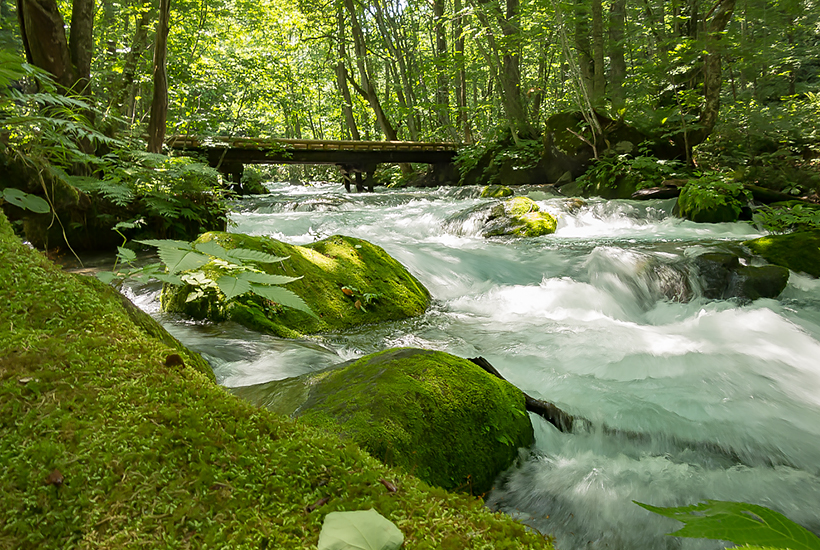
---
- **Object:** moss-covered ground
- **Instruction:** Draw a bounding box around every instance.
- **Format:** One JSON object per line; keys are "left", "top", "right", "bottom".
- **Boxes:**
{"left": 162, "top": 232, "right": 431, "bottom": 338}
{"left": 744, "top": 230, "right": 820, "bottom": 278}
{"left": 0, "top": 211, "right": 553, "bottom": 549}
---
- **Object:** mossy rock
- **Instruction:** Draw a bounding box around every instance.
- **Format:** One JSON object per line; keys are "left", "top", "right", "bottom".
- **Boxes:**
{"left": 162, "top": 232, "right": 431, "bottom": 337}
{"left": 675, "top": 195, "right": 741, "bottom": 223}
{"left": 744, "top": 231, "right": 820, "bottom": 278}
{"left": 726, "top": 265, "right": 790, "bottom": 300}
{"left": 292, "top": 348, "right": 534, "bottom": 495}
{"left": 483, "top": 196, "right": 557, "bottom": 237}
{"left": 481, "top": 185, "right": 514, "bottom": 198}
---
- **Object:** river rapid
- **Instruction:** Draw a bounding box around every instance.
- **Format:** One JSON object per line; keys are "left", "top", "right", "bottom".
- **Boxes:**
{"left": 127, "top": 182, "right": 820, "bottom": 549}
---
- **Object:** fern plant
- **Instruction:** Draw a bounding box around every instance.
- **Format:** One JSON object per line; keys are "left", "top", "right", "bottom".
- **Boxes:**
{"left": 99, "top": 238, "right": 314, "bottom": 316}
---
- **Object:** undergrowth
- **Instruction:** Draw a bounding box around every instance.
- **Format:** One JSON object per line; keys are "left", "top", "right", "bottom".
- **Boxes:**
{"left": 0, "top": 211, "right": 553, "bottom": 550}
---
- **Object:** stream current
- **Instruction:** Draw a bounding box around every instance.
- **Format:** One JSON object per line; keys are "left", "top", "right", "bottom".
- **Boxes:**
{"left": 127, "top": 182, "right": 820, "bottom": 549}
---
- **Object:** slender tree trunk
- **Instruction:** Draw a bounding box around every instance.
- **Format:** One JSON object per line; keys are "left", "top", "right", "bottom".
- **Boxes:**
{"left": 453, "top": 0, "right": 472, "bottom": 143}
{"left": 433, "top": 0, "right": 450, "bottom": 130}
{"left": 686, "top": 0, "right": 736, "bottom": 148}
{"left": 574, "top": 0, "right": 594, "bottom": 103}
{"left": 335, "top": 7, "right": 360, "bottom": 140}
{"left": 609, "top": 0, "right": 626, "bottom": 111}
{"left": 69, "top": 0, "right": 94, "bottom": 94}
{"left": 343, "top": 0, "right": 398, "bottom": 141}
{"left": 147, "top": 0, "right": 171, "bottom": 153}
{"left": 591, "top": 0, "right": 605, "bottom": 104}
{"left": 113, "top": 4, "right": 153, "bottom": 117}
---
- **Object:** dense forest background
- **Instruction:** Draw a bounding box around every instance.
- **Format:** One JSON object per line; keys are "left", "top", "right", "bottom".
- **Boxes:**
{"left": 1, "top": 0, "right": 820, "bottom": 248}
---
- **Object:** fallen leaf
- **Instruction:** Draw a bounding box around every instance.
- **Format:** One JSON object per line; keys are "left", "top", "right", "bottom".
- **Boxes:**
{"left": 45, "top": 469, "right": 64, "bottom": 487}
{"left": 341, "top": 287, "right": 354, "bottom": 296}
{"left": 306, "top": 496, "right": 331, "bottom": 513}
{"left": 354, "top": 300, "right": 362, "bottom": 310}
{"left": 379, "top": 478, "right": 398, "bottom": 493}
{"left": 164, "top": 354, "right": 185, "bottom": 368}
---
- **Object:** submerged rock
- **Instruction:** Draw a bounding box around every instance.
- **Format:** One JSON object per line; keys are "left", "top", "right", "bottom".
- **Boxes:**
{"left": 693, "top": 252, "right": 789, "bottom": 300}
{"left": 744, "top": 231, "right": 820, "bottom": 278}
{"left": 162, "top": 232, "right": 430, "bottom": 337}
{"left": 445, "top": 196, "right": 557, "bottom": 238}
{"left": 480, "top": 185, "right": 514, "bottom": 198}
{"left": 234, "top": 348, "right": 534, "bottom": 495}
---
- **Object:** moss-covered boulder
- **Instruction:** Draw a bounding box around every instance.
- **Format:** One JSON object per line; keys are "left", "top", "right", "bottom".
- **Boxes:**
{"left": 692, "top": 251, "right": 790, "bottom": 300}
{"left": 162, "top": 232, "right": 431, "bottom": 337}
{"left": 744, "top": 231, "right": 820, "bottom": 278}
{"left": 285, "top": 348, "right": 534, "bottom": 495}
{"left": 481, "top": 185, "right": 514, "bottom": 198}
{"left": 483, "top": 197, "right": 557, "bottom": 237}
{"left": 444, "top": 197, "right": 557, "bottom": 238}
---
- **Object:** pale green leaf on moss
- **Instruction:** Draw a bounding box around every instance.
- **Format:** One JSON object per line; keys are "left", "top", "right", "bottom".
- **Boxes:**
{"left": 635, "top": 500, "right": 820, "bottom": 550}
{"left": 318, "top": 509, "right": 404, "bottom": 550}
{"left": 194, "top": 240, "right": 234, "bottom": 262}
{"left": 226, "top": 248, "right": 289, "bottom": 264}
{"left": 157, "top": 247, "right": 211, "bottom": 274}
{"left": 237, "top": 271, "right": 301, "bottom": 286}
{"left": 217, "top": 275, "right": 252, "bottom": 299}
{"left": 250, "top": 283, "right": 317, "bottom": 317}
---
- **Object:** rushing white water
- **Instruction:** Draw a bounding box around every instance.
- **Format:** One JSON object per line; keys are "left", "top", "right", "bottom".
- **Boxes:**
{"left": 137, "top": 181, "right": 820, "bottom": 549}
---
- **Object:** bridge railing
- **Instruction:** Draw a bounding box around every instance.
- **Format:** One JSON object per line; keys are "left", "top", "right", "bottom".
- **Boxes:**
{"left": 166, "top": 135, "right": 457, "bottom": 152}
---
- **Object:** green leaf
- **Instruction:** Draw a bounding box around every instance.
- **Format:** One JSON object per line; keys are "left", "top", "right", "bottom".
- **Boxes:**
{"left": 194, "top": 240, "right": 234, "bottom": 262}
{"left": 96, "top": 271, "right": 118, "bottom": 284}
{"left": 216, "top": 275, "right": 252, "bottom": 300}
{"left": 117, "top": 246, "right": 137, "bottom": 263}
{"left": 226, "top": 248, "right": 289, "bottom": 264}
{"left": 157, "top": 247, "right": 211, "bottom": 274}
{"left": 250, "top": 284, "right": 317, "bottom": 317}
{"left": 136, "top": 239, "right": 193, "bottom": 250}
{"left": 317, "top": 509, "right": 404, "bottom": 550}
{"left": 2, "top": 188, "right": 50, "bottom": 213}
{"left": 236, "top": 271, "right": 301, "bottom": 285}
{"left": 635, "top": 500, "right": 820, "bottom": 550}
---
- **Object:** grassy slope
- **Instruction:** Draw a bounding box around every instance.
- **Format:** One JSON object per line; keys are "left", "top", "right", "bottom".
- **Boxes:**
{"left": 0, "top": 212, "right": 553, "bottom": 549}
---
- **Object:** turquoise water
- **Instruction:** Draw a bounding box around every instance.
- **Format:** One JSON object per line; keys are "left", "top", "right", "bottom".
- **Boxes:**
{"left": 129, "top": 182, "right": 820, "bottom": 549}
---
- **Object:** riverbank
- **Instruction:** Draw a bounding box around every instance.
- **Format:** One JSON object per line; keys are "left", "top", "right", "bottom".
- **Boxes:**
{"left": 0, "top": 210, "right": 553, "bottom": 549}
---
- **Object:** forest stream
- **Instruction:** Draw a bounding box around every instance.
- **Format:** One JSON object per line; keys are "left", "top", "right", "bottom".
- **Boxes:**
{"left": 123, "top": 182, "right": 820, "bottom": 549}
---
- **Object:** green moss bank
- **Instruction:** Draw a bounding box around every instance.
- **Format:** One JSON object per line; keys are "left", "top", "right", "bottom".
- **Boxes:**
{"left": 288, "top": 348, "right": 534, "bottom": 495}
{"left": 0, "top": 211, "right": 553, "bottom": 548}
{"left": 744, "top": 231, "right": 820, "bottom": 278}
{"left": 162, "top": 232, "right": 431, "bottom": 338}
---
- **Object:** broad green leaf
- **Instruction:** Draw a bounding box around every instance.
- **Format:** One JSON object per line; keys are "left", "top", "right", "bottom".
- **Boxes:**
{"left": 157, "top": 247, "right": 211, "bottom": 274}
{"left": 226, "top": 248, "right": 289, "bottom": 264}
{"left": 194, "top": 240, "right": 234, "bottom": 261}
{"left": 216, "top": 275, "right": 252, "bottom": 299}
{"left": 136, "top": 239, "right": 194, "bottom": 250}
{"left": 181, "top": 271, "right": 215, "bottom": 287}
{"left": 317, "top": 509, "right": 404, "bottom": 550}
{"left": 21, "top": 194, "right": 51, "bottom": 213}
{"left": 117, "top": 246, "right": 137, "bottom": 263}
{"left": 237, "top": 271, "right": 301, "bottom": 285}
{"left": 250, "top": 284, "right": 317, "bottom": 317}
{"left": 96, "top": 271, "right": 118, "bottom": 284}
{"left": 635, "top": 500, "right": 820, "bottom": 550}
{"left": 151, "top": 273, "right": 183, "bottom": 285}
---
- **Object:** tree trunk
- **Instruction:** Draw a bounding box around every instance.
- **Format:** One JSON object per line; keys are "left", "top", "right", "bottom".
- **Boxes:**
{"left": 433, "top": 0, "right": 450, "bottom": 131}
{"left": 453, "top": 0, "right": 472, "bottom": 143}
{"left": 591, "top": 0, "right": 605, "bottom": 104}
{"left": 342, "top": 0, "right": 398, "bottom": 141}
{"left": 147, "top": 0, "right": 171, "bottom": 154}
{"left": 609, "top": 0, "right": 626, "bottom": 111}
{"left": 17, "top": 0, "right": 76, "bottom": 90}
{"left": 112, "top": 4, "right": 153, "bottom": 118}
{"left": 335, "top": 7, "right": 360, "bottom": 140}
{"left": 574, "top": 0, "right": 594, "bottom": 103}
{"left": 686, "top": 0, "right": 736, "bottom": 148}
{"left": 68, "top": 0, "right": 94, "bottom": 94}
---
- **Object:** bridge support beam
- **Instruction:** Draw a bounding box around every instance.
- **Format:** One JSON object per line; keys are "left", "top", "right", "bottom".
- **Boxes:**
{"left": 338, "top": 164, "right": 376, "bottom": 193}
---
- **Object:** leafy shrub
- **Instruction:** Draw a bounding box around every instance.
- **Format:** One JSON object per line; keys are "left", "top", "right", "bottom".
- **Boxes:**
{"left": 678, "top": 172, "right": 752, "bottom": 218}
{"left": 636, "top": 500, "right": 820, "bottom": 550}
{"left": 752, "top": 202, "right": 820, "bottom": 233}
{"left": 454, "top": 131, "right": 543, "bottom": 185}
{"left": 577, "top": 146, "right": 687, "bottom": 192}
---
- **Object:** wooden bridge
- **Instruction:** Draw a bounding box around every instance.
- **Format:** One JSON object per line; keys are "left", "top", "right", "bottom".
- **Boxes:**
{"left": 166, "top": 136, "right": 458, "bottom": 192}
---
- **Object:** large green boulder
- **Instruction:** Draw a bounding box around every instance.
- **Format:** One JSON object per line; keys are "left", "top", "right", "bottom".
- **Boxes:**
{"left": 162, "top": 232, "right": 431, "bottom": 337}
{"left": 480, "top": 185, "right": 514, "bottom": 198}
{"left": 233, "top": 348, "right": 535, "bottom": 495}
{"left": 446, "top": 197, "right": 557, "bottom": 238}
{"left": 744, "top": 231, "right": 820, "bottom": 278}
